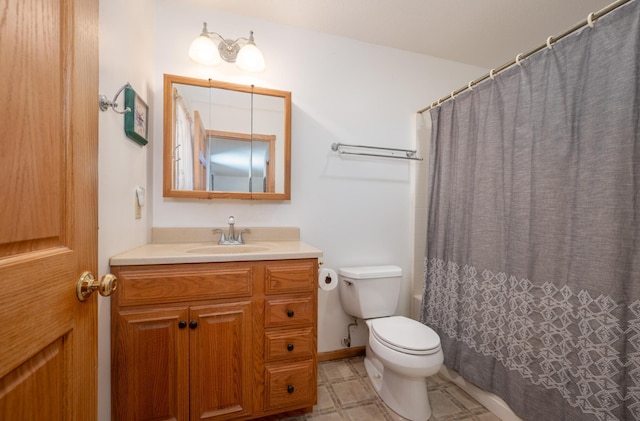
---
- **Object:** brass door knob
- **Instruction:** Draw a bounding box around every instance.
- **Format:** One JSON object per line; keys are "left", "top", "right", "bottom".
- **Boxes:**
{"left": 76, "top": 272, "right": 118, "bottom": 302}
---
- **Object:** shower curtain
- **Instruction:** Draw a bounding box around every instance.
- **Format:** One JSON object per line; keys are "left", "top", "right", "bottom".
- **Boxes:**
{"left": 420, "top": 2, "right": 639, "bottom": 420}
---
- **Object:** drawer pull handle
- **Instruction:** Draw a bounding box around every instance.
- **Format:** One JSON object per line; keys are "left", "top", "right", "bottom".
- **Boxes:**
{"left": 287, "top": 310, "right": 295, "bottom": 318}
{"left": 178, "top": 320, "right": 187, "bottom": 329}
{"left": 189, "top": 320, "right": 198, "bottom": 329}
{"left": 287, "top": 384, "right": 295, "bottom": 394}
{"left": 287, "top": 343, "right": 294, "bottom": 352}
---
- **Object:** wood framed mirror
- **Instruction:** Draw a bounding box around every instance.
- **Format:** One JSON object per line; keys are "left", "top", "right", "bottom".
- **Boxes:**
{"left": 163, "top": 74, "right": 291, "bottom": 199}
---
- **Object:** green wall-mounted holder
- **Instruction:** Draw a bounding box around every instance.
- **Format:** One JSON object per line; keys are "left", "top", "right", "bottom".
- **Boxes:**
{"left": 98, "top": 82, "right": 149, "bottom": 146}
{"left": 123, "top": 86, "right": 148, "bottom": 146}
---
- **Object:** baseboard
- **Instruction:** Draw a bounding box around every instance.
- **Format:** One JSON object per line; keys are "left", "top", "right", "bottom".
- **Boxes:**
{"left": 318, "top": 346, "right": 366, "bottom": 362}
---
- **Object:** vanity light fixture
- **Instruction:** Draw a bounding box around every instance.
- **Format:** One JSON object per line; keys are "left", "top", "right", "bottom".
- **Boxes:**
{"left": 189, "top": 22, "right": 265, "bottom": 72}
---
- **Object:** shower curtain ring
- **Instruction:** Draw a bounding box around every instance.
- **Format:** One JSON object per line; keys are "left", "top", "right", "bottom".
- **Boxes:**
{"left": 587, "top": 12, "right": 596, "bottom": 28}
{"left": 490, "top": 69, "right": 496, "bottom": 80}
{"left": 516, "top": 53, "right": 523, "bottom": 66}
{"left": 450, "top": 90, "right": 455, "bottom": 100}
{"left": 468, "top": 81, "right": 474, "bottom": 91}
{"left": 546, "top": 36, "right": 554, "bottom": 49}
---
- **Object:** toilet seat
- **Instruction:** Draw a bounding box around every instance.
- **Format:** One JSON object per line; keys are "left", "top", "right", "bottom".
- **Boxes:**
{"left": 370, "top": 316, "right": 441, "bottom": 355}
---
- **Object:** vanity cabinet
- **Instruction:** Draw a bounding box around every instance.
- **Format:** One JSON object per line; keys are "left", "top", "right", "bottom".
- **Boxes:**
{"left": 111, "top": 258, "right": 317, "bottom": 421}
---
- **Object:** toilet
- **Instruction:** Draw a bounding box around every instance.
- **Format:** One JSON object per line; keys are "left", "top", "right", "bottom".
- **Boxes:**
{"left": 338, "top": 265, "right": 443, "bottom": 421}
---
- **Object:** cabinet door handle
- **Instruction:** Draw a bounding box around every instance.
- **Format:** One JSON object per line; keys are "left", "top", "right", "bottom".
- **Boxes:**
{"left": 287, "top": 343, "right": 294, "bottom": 352}
{"left": 189, "top": 320, "right": 198, "bottom": 329}
{"left": 287, "top": 384, "right": 295, "bottom": 394}
{"left": 287, "top": 309, "right": 294, "bottom": 318}
{"left": 178, "top": 320, "right": 187, "bottom": 329}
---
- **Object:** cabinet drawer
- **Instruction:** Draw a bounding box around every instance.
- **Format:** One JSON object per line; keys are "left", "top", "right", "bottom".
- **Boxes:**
{"left": 265, "top": 327, "right": 314, "bottom": 362}
{"left": 113, "top": 263, "right": 252, "bottom": 306}
{"left": 265, "top": 360, "right": 316, "bottom": 410}
{"left": 265, "top": 260, "right": 316, "bottom": 294}
{"left": 265, "top": 296, "right": 314, "bottom": 328}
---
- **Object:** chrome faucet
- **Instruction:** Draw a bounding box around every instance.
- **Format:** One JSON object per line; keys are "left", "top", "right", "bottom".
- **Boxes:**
{"left": 214, "top": 216, "right": 250, "bottom": 245}
{"left": 227, "top": 216, "right": 236, "bottom": 242}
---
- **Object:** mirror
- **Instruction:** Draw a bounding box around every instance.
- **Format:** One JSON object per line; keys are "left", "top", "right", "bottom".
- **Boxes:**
{"left": 163, "top": 74, "right": 291, "bottom": 199}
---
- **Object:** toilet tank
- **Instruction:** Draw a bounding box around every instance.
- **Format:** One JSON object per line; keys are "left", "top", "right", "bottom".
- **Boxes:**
{"left": 338, "top": 265, "right": 402, "bottom": 319}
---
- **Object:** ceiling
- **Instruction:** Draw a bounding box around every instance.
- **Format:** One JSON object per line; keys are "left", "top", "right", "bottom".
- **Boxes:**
{"left": 181, "top": 0, "right": 615, "bottom": 68}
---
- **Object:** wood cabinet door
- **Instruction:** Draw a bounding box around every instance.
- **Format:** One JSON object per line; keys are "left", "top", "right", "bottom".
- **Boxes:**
{"left": 190, "top": 302, "right": 253, "bottom": 421}
{"left": 112, "top": 307, "right": 190, "bottom": 421}
{"left": 0, "top": 0, "right": 99, "bottom": 420}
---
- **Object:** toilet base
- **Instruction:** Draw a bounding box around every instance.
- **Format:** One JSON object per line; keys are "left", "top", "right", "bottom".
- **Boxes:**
{"left": 364, "top": 354, "right": 432, "bottom": 421}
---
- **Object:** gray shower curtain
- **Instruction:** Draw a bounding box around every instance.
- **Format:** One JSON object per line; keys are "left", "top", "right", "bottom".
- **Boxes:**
{"left": 420, "top": 1, "right": 640, "bottom": 420}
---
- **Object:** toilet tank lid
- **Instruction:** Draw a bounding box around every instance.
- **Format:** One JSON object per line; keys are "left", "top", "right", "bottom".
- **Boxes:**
{"left": 338, "top": 265, "right": 402, "bottom": 279}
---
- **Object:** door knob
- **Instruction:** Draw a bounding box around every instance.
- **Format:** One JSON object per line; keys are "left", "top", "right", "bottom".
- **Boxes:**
{"left": 76, "top": 271, "right": 118, "bottom": 302}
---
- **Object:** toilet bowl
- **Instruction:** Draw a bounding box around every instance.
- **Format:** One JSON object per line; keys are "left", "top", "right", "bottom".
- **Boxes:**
{"left": 365, "top": 316, "right": 443, "bottom": 421}
{"left": 338, "top": 266, "right": 443, "bottom": 421}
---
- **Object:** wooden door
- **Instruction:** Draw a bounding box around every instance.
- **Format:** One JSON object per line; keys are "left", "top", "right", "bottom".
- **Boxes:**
{"left": 193, "top": 111, "right": 207, "bottom": 191}
{"left": 112, "top": 307, "right": 190, "bottom": 421}
{"left": 190, "top": 302, "right": 252, "bottom": 421}
{"left": 0, "top": 0, "right": 99, "bottom": 420}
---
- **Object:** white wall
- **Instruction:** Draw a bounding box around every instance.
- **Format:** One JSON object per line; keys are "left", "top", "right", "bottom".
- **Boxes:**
{"left": 98, "top": 0, "right": 484, "bottom": 418}
{"left": 98, "top": 1, "right": 154, "bottom": 420}
{"left": 151, "top": 0, "right": 485, "bottom": 353}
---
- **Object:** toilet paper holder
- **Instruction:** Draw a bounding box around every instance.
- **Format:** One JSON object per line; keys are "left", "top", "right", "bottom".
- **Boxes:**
{"left": 322, "top": 273, "right": 333, "bottom": 285}
{"left": 318, "top": 267, "right": 338, "bottom": 291}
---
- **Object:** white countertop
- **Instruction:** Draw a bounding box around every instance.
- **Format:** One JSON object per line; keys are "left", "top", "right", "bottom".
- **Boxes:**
{"left": 110, "top": 240, "right": 323, "bottom": 266}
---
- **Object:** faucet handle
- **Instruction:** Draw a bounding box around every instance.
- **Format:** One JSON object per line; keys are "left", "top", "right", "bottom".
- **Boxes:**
{"left": 213, "top": 229, "right": 226, "bottom": 244}
{"left": 228, "top": 216, "right": 235, "bottom": 225}
{"left": 237, "top": 229, "right": 250, "bottom": 244}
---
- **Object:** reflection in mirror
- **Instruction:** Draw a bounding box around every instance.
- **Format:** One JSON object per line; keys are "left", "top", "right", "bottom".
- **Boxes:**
{"left": 163, "top": 74, "right": 291, "bottom": 200}
{"left": 207, "top": 130, "right": 275, "bottom": 193}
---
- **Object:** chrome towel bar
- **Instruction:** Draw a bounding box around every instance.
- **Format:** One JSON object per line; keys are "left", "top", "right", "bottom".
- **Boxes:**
{"left": 331, "top": 142, "right": 423, "bottom": 161}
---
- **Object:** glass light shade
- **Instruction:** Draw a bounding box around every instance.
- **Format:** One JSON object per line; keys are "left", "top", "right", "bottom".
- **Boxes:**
{"left": 189, "top": 35, "right": 221, "bottom": 65}
{"left": 235, "top": 43, "right": 265, "bottom": 72}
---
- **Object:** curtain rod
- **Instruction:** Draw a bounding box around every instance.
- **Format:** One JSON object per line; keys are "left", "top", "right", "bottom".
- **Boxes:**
{"left": 417, "top": 0, "right": 633, "bottom": 114}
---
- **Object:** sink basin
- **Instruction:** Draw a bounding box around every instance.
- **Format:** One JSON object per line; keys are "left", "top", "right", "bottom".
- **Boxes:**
{"left": 185, "top": 244, "right": 270, "bottom": 254}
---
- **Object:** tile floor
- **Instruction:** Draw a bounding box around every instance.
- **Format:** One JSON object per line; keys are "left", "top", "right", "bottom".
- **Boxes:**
{"left": 274, "top": 356, "right": 501, "bottom": 421}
